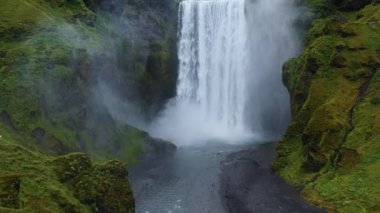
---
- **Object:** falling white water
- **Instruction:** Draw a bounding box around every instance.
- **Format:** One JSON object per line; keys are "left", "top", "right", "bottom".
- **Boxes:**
{"left": 150, "top": 0, "right": 300, "bottom": 145}
{"left": 177, "top": 0, "right": 250, "bottom": 132}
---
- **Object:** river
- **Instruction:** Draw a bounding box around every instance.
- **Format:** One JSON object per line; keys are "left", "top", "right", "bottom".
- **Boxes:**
{"left": 129, "top": 142, "right": 324, "bottom": 213}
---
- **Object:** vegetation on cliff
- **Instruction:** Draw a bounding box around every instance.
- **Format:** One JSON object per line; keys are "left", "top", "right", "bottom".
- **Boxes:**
{"left": 274, "top": 0, "right": 380, "bottom": 211}
{"left": 0, "top": 0, "right": 178, "bottom": 211}
{"left": 0, "top": 0, "right": 177, "bottom": 160}
{"left": 0, "top": 138, "right": 134, "bottom": 212}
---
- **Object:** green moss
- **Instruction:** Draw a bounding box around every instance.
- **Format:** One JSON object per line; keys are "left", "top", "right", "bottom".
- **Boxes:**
{"left": 0, "top": 0, "right": 151, "bottom": 161}
{"left": 119, "top": 129, "right": 145, "bottom": 163}
{"left": 370, "top": 97, "right": 380, "bottom": 105}
{"left": 0, "top": 0, "right": 97, "bottom": 153}
{"left": 0, "top": 0, "right": 179, "bottom": 211}
{"left": 0, "top": 0, "right": 43, "bottom": 41}
{"left": 274, "top": 136, "right": 316, "bottom": 184}
{"left": 0, "top": 138, "right": 134, "bottom": 212}
{"left": 275, "top": 2, "right": 380, "bottom": 211}
{"left": 305, "top": 0, "right": 333, "bottom": 17}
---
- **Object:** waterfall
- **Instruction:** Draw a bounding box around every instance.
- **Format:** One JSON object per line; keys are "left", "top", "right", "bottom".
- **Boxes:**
{"left": 150, "top": 0, "right": 300, "bottom": 145}
{"left": 177, "top": 0, "right": 249, "bottom": 131}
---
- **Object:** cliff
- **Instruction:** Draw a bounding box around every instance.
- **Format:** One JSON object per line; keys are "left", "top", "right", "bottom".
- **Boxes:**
{"left": 0, "top": 0, "right": 177, "bottom": 211}
{"left": 0, "top": 0, "right": 177, "bottom": 160}
{"left": 274, "top": 0, "right": 380, "bottom": 211}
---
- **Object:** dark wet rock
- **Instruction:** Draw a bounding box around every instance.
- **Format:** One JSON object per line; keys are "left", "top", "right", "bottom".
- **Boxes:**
{"left": 39, "top": 133, "right": 77, "bottom": 155}
{"left": 305, "top": 55, "right": 320, "bottom": 74}
{"left": 331, "top": 0, "right": 373, "bottom": 11}
{"left": 140, "top": 133, "right": 177, "bottom": 161}
{"left": 330, "top": 54, "right": 347, "bottom": 68}
{"left": 302, "top": 151, "right": 327, "bottom": 172}
{"left": 221, "top": 143, "right": 325, "bottom": 213}
{"left": 31, "top": 127, "right": 46, "bottom": 141}
{"left": 1, "top": 111, "right": 17, "bottom": 131}
{"left": 0, "top": 173, "right": 21, "bottom": 209}
{"left": 94, "top": 0, "right": 124, "bottom": 13}
{"left": 337, "top": 25, "right": 356, "bottom": 37}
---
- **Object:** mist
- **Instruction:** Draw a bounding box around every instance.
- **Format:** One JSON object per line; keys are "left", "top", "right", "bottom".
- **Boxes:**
{"left": 245, "top": 0, "right": 302, "bottom": 139}
{"left": 42, "top": 18, "right": 147, "bottom": 129}
{"left": 13, "top": 0, "right": 179, "bottom": 157}
{"left": 149, "top": 0, "right": 302, "bottom": 145}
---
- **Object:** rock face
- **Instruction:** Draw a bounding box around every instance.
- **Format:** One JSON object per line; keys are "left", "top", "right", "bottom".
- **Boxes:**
{"left": 0, "top": 0, "right": 178, "bottom": 160}
{"left": 140, "top": 133, "right": 177, "bottom": 161}
{"left": 0, "top": 0, "right": 178, "bottom": 212}
{"left": 274, "top": 0, "right": 380, "bottom": 211}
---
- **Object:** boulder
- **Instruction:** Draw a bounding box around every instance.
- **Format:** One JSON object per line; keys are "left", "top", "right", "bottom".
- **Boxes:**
{"left": 0, "top": 173, "right": 21, "bottom": 209}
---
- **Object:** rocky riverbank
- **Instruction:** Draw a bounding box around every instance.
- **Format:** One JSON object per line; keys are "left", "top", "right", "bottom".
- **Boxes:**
{"left": 221, "top": 143, "right": 324, "bottom": 213}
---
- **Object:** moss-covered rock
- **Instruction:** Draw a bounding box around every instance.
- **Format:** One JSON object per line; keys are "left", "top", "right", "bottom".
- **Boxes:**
{"left": 274, "top": 1, "right": 380, "bottom": 211}
{"left": 0, "top": 0, "right": 178, "bottom": 160}
{"left": 0, "top": 0, "right": 178, "bottom": 211}
{"left": 0, "top": 173, "right": 21, "bottom": 209}
{"left": 0, "top": 139, "right": 134, "bottom": 212}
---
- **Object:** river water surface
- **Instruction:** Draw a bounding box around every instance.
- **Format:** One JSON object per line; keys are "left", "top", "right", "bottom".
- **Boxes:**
{"left": 129, "top": 142, "right": 324, "bottom": 213}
